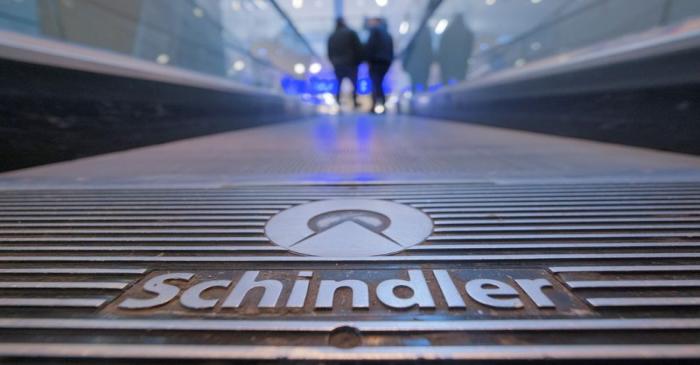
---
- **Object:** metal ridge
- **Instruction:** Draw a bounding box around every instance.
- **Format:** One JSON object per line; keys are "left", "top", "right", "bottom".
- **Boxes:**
{"left": 0, "top": 252, "right": 698, "bottom": 262}
{"left": 0, "top": 344, "right": 699, "bottom": 360}
{"left": 2, "top": 318, "right": 700, "bottom": 332}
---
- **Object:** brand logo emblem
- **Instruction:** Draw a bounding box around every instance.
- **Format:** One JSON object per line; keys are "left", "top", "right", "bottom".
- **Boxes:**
{"left": 265, "top": 199, "right": 433, "bottom": 257}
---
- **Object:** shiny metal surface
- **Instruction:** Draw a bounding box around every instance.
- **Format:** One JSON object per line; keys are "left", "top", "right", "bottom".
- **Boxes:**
{"left": 0, "top": 182, "right": 697, "bottom": 361}
{"left": 0, "top": 343, "right": 699, "bottom": 361}
{"left": 1, "top": 116, "right": 700, "bottom": 361}
{"left": 4, "top": 115, "right": 700, "bottom": 187}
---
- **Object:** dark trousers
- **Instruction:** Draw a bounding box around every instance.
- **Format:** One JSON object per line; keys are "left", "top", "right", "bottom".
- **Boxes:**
{"left": 334, "top": 65, "right": 358, "bottom": 105}
{"left": 369, "top": 61, "right": 391, "bottom": 109}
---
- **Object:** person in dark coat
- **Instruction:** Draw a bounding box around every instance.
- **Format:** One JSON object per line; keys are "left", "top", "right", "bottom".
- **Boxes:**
{"left": 364, "top": 17, "right": 394, "bottom": 113}
{"left": 402, "top": 26, "right": 433, "bottom": 92}
{"left": 327, "top": 17, "right": 363, "bottom": 107}
{"left": 437, "top": 14, "right": 474, "bottom": 84}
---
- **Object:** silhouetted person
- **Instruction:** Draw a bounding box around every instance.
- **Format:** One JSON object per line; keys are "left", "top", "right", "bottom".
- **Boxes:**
{"left": 364, "top": 17, "right": 394, "bottom": 113}
{"left": 437, "top": 14, "right": 474, "bottom": 84}
{"left": 402, "top": 26, "right": 432, "bottom": 93}
{"left": 327, "top": 18, "right": 363, "bottom": 107}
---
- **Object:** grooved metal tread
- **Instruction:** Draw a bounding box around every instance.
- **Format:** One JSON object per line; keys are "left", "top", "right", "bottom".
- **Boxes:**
{"left": 0, "top": 182, "right": 699, "bottom": 361}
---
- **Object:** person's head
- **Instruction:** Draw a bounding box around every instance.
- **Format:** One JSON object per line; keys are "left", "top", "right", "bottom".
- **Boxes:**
{"left": 366, "top": 17, "right": 381, "bottom": 29}
{"left": 335, "top": 17, "right": 346, "bottom": 29}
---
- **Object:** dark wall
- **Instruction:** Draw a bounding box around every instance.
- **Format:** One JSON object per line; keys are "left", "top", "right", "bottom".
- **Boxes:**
{"left": 410, "top": 40, "right": 700, "bottom": 156}
{"left": 413, "top": 84, "right": 699, "bottom": 155}
{"left": 0, "top": 59, "right": 305, "bottom": 172}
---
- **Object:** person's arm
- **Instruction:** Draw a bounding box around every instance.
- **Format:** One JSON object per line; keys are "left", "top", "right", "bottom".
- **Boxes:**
{"left": 327, "top": 35, "right": 334, "bottom": 63}
{"left": 352, "top": 32, "right": 363, "bottom": 64}
{"left": 465, "top": 28, "right": 475, "bottom": 58}
{"left": 388, "top": 35, "right": 395, "bottom": 61}
{"left": 364, "top": 30, "right": 377, "bottom": 62}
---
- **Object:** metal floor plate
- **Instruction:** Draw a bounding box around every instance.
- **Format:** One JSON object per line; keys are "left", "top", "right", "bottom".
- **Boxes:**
{"left": 0, "top": 182, "right": 699, "bottom": 361}
{"left": 3, "top": 115, "right": 700, "bottom": 361}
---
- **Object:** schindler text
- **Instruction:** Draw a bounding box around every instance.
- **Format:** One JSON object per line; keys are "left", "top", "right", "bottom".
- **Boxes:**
{"left": 116, "top": 269, "right": 574, "bottom": 312}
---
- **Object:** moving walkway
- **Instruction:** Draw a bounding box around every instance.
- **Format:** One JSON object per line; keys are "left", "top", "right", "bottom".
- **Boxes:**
{"left": 2, "top": 0, "right": 700, "bottom": 363}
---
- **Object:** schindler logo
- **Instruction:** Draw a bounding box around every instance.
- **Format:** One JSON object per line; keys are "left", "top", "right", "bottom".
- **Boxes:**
{"left": 114, "top": 269, "right": 585, "bottom": 314}
{"left": 110, "top": 200, "right": 587, "bottom": 316}
{"left": 265, "top": 199, "right": 433, "bottom": 256}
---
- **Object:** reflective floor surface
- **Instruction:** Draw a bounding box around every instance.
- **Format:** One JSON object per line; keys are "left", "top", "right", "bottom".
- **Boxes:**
{"left": 3, "top": 114, "right": 700, "bottom": 187}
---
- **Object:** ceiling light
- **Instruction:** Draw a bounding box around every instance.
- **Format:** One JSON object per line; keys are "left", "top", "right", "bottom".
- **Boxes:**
{"left": 485, "top": 0, "right": 496, "bottom": 5}
{"left": 232, "top": 60, "right": 246, "bottom": 71}
{"left": 531, "top": 0, "right": 542, "bottom": 3}
{"left": 399, "top": 21, "right": 410, "bottom": 34}
{"left": 309, "top": 62, "right": 322, "bottom": 74}
{"left": 292, "top": 0, "right": 303, "bottom": 9}
{"left": 435, "top": 19, "right": 449, "bottom": 35}
{"left": 156, "top": 54, "right": 170, "bottom": 65}
{"left": 231, "top": 0, "right": 241, "bottom": 11}
{"left": 376, "top": 0, "right": 388, "bottom": 7}
{"left": 294, "top": 63, "right": 306, "bottom": 75}
{"left": 192, "top": 7, "right": 204, "bottom": 17}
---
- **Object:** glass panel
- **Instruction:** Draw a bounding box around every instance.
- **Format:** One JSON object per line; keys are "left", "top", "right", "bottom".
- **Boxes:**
{"left": 0, "top": 0, "right": 316, "bottom": 89}
{"left": 399, "top": 0, "right": 700, "bottom": 92}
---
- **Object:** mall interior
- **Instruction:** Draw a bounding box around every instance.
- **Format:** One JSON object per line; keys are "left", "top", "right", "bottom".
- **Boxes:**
{"left": 2, "top": 1, "right": 700, "bottom": 362}
{"left": 1, "top": 0, "right": 700, "bottom": 180}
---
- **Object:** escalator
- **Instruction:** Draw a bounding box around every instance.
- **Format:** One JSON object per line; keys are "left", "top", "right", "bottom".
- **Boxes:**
{"left": 2, "top": 114, "right": 700, "bottom": 363}
{"left": 1, "top": 0, "right": 700, "bottom": 363}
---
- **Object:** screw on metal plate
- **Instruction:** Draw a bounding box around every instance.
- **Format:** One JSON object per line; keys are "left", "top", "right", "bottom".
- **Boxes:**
{"left": 328, "top": 326, "right": 362, "bottom": 349}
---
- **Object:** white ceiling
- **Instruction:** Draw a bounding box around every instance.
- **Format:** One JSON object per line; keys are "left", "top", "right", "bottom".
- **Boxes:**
{"left": 277, "top": 0, "right": 577, "bottom": 60}
{"left": 277, "top": 0, "right": 430, "bottom": 59}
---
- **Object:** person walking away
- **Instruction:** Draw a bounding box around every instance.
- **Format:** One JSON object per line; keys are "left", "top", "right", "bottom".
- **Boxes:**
{"left": 402, "top": 26, "right": 433, "bottom": 93}
{"left": 437, "top": 14, "right": 474, "bottom": 85}
{"left": 327, "top": 17, "right": 363, "bottom": 107}
{"left": 364, "top": 17, "right": 394, "bottom": 113}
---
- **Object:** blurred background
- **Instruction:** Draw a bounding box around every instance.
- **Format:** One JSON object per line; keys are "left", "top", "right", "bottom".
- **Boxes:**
{"left": 3, "top": 0, "right": 699, "bottom": 109}
{"left": 1, "top": 0, "right": 700, "bottom": 172}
